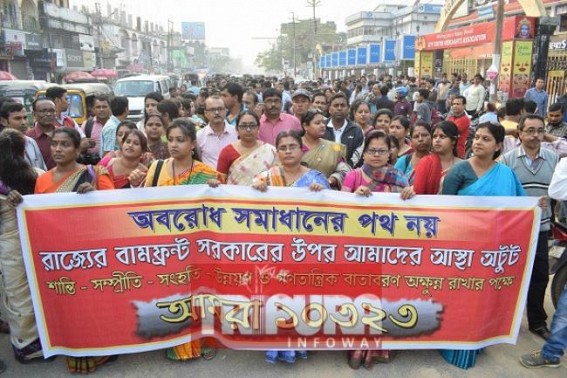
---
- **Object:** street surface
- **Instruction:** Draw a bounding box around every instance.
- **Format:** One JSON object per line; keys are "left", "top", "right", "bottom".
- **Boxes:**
{"left": 0, "top": 289, "right": 565, "bottom": 377}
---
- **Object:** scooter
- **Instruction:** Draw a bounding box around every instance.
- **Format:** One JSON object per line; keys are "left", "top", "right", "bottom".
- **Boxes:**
{"left": 550, "top": 221, "right": 567, "bottom": 308}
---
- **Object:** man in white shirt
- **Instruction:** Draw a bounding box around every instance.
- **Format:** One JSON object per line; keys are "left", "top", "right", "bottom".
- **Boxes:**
{"left": 463, "top": 74, "right": 486, "bottom": 119}
{"left": 196, "top": 96, "right": 237, "bottom": 168}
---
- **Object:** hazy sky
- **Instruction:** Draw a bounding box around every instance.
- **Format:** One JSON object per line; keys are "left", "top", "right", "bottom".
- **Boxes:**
{"left": 71, "top": 0, "right": 389, "bottom": 69}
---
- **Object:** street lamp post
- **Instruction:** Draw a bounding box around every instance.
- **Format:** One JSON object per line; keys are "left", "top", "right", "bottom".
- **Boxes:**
{"left": 291, "top": 12, "right": 297, "bottom": 78}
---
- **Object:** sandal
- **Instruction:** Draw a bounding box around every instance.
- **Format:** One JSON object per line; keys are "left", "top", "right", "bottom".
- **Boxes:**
{"left": 201, "top": 346, "right": 217, "bottom": 361}
{"left": 66, "top": 356, "right": 117, "bottom": 374}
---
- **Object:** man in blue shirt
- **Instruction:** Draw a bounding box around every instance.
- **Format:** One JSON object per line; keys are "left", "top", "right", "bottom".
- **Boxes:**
{"left": 524, "top": 78, "right": 549, "bottom": 118}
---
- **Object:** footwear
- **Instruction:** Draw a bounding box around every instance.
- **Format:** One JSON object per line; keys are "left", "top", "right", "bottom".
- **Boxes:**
{"left": 265, "top": 350, "right": 278, "bottom": 364}
{"left": 295, "top": 350, "right": 308, "bottom": 359}
{"left": 278, "top": 351, "right": 296, "bottom": 364}
{"left": 529, "top": 326, "right": 551, "bottom": 340}
{"left": 0, "top": 359, "right": 5, "bottom": 374}
{"left": 520, "top": 351, "right": 560, "bottom": 368}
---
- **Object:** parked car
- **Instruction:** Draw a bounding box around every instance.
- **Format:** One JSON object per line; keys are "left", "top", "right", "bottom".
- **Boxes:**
{"left": 113, "top": 75, "right": 171, "bottom": 121}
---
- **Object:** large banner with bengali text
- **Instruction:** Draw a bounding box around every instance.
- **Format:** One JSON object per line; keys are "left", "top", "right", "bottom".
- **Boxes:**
{"left": 17, "top": 186, "right": 540, "bottom": 357}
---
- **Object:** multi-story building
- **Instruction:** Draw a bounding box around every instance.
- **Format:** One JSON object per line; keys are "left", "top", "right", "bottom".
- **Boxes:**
{"left": 0, "top": 0, "right": 46, "bottom": 79}
{"left": 320, "top": 3, "right": 442, "bottom": 78}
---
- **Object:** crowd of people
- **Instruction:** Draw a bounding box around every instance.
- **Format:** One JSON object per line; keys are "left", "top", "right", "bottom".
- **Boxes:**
{"left": 0, "top": 71, "right": 566, "bottom": 374}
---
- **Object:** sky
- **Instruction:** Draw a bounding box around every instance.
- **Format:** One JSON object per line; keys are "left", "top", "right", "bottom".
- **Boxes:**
{"left": 70, "top": 0, "right": 390, "bottom": 70}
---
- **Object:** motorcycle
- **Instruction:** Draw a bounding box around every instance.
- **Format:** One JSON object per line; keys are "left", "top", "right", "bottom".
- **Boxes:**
{"left": 550, "top": 221, "right": 567, "bottom": 308}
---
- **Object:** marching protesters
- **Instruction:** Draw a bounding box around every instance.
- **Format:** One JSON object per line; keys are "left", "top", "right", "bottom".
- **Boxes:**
{"left": 0, "top": 129, "right": 47, "bottom": 364}
{"left": 394, "top": 121, "right": 432, "bottom": 184}
{"left": 300, "top": 108, "right": 350, "bottom": 189}
{"left": 139, "top": 118, "right": 222, "bottom": 361}
{"left": 103, "top": 129, "right": 149, "bottom": 189}
{"left": 324, "top": 92, "right": 364, "bottom": 168}
{"left": 258, "top": 88, "right": 302, "bottom": 146}
{"left": 520, "top": 156, "right": 567, "bottom": 368}
{"left": 440, "top": 122, "right": 524, "bottom": 369}
{"left": 252, "top": 129, "right": 329, "bottom": 364}
{"left": 501, "top": 114, "right": 559, "bottom": 341}
{"left": 217, "top": 110, "right": 277, "bottom": 185}
{"left": 400, "top": 121, "right": 462, "bottom": 198}
{"left": 34, "top": 127, "right": 115, "bottom": 373}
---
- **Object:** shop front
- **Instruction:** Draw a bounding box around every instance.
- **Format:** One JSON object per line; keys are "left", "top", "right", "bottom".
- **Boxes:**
{"left": 416, "top": 16, "right": 536, "bottom": 98}
{"left": 546, "top": 35, "right": 567, "bottom": 104}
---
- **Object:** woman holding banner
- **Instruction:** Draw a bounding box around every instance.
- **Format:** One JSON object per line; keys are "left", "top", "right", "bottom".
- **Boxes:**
{"left": 138, "top": 118, "right": 222, "bottom": 362}
{"left": 0, "top": 129, "right": 46, "bottom": 364}
{"left": 341, "top": 130, "right": 407, "bottom": 369}
{"left": 342, "top": 130, "right": 408, "bottom": 197}
{"left": 34, "top": 127, "right": 115, "bottom": 373}
{"left": 439, "top": 122, "right": 525, "bottom": 369}
{"left": 394, "top": 121, "right": 432, "bottom": 185}
{"left": 252, "top": 130, "right": 329, "bottom": 364}
{"left": 217, "top": 110, "right": 277, "bottom": 185}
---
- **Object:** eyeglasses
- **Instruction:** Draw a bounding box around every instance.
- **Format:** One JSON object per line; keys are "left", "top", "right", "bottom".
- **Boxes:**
{"left": 365, "top": 148, "right": 390, "bottom": 156}
{"left": 522, "top": 128, "right": 545, "bottom": 135}
{"left": 206, "top": 107, "right": 225, "bottom": 113}
{"left": 36, "top": 109, "right": 56, "bottom": 114}
{"left": 238, "top": 123, "right": 259, "bottom": 130}
{"left": 277, "top": 144, "right": 300, "bottom": 152}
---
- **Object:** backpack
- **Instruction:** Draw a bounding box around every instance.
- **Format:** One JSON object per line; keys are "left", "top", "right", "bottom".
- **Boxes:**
{"left": 84, "top": 118, "right": 95, "bottom": 138}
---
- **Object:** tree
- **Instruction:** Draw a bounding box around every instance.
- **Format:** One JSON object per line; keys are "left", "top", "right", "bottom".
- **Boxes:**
{"left": 255, "top": 41, "right": 283, "bottom": 74}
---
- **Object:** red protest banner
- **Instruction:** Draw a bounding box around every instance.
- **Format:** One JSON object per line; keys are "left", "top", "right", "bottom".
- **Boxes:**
{"left": 18, "top": 186, "right": 539, "bottom": 357}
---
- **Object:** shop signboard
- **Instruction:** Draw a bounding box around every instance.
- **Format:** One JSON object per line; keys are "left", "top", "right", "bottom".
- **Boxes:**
{"left": 499, "top": 41, "right": 514, "bottom": 97}
{"left": 420, "top": 17, "right": 532, "bottom": 51}
{"left": 401, "top": 35, "right": 416, "bottom": 60}
{"left": 331, "top": 52, "right": 339, "bottom": 68}
{"left": 512, "top": 40, "right": 533, "bottom": 98}
{"left": 319, "top": 56, "right": 325, "bottom": 69}
{"left": 325, "top": 54, "right": 331, "bottom": 68}
{"left": 414, "top": 51, "right": 421, "bottom": 78}
{"left": 347, "top": 49, "right": 356, "bottom": 66}
{"left": 25, "top": 34, "right": 42, "bottom": 50}
{"left": 356, "top": 46, "right": 367, "bottom": 66}
{"left": 383, "top": 39, "right": 396, "bottom": 62}
{"left": 369, "top": 44, "right": 381, "bottom": 64}
{"left": 420, "top": 51, "right": 434, "bottom": 78}
{"left": 65, "top": 49, "right": 85, "bottom": 69}
{"left": 339, "top": 51, "right": 347, "bottom": 67}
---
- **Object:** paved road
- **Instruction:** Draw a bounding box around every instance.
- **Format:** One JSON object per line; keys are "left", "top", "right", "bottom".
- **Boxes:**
{"left": 1, "top": 292, "right": 565, "bottom": 377}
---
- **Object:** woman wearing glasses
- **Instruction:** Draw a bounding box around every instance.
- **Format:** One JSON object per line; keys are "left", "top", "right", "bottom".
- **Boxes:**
{"left": 341, "top": 130, "right": 407, "bottom": 369}
{"left": 253, "top": 130, "right": 330, "bottom": 192}
{"left": 301, "top": 109, "right": 350, "bottom": 189}
{"left": 217, "top": 111, "right": 277, "bottom": 185}
{"left": 342, "top": 130, "right": 408, "bottom": 196}
{"left": 252, "top": 129, "right": 329, "bottom": 364}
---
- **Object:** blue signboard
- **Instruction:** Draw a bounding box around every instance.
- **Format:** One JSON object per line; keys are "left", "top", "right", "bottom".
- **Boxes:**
{"left": 347, "top": 49, "right": 356, "bottom": 66}
{"left": 401, "top": 35, "right": 416, "bottom": 60}
{"left": 384, "top": 39, "right": 396, "bottom": 62}
{"left": 324, "top": 54, "right": 330, "bottom": 68}
{"left": 369, "top": 44, "right": 381, "bottom": 64}
{"left": 331, "top": 52, "right": 339, "bottom": 67}
{"left": 319, "top": 56, "right": 325, "bottom": 69}
{"left": 356, "top": 46, "right": 367, "bottom": 66}
{"left": 339, "top": 51, "right": 347, "bottom": 66}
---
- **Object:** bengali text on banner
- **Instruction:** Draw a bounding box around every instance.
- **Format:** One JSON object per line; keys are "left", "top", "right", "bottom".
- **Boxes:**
{"left": 17, "top": 185, "right": 540, "bottom": 357}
